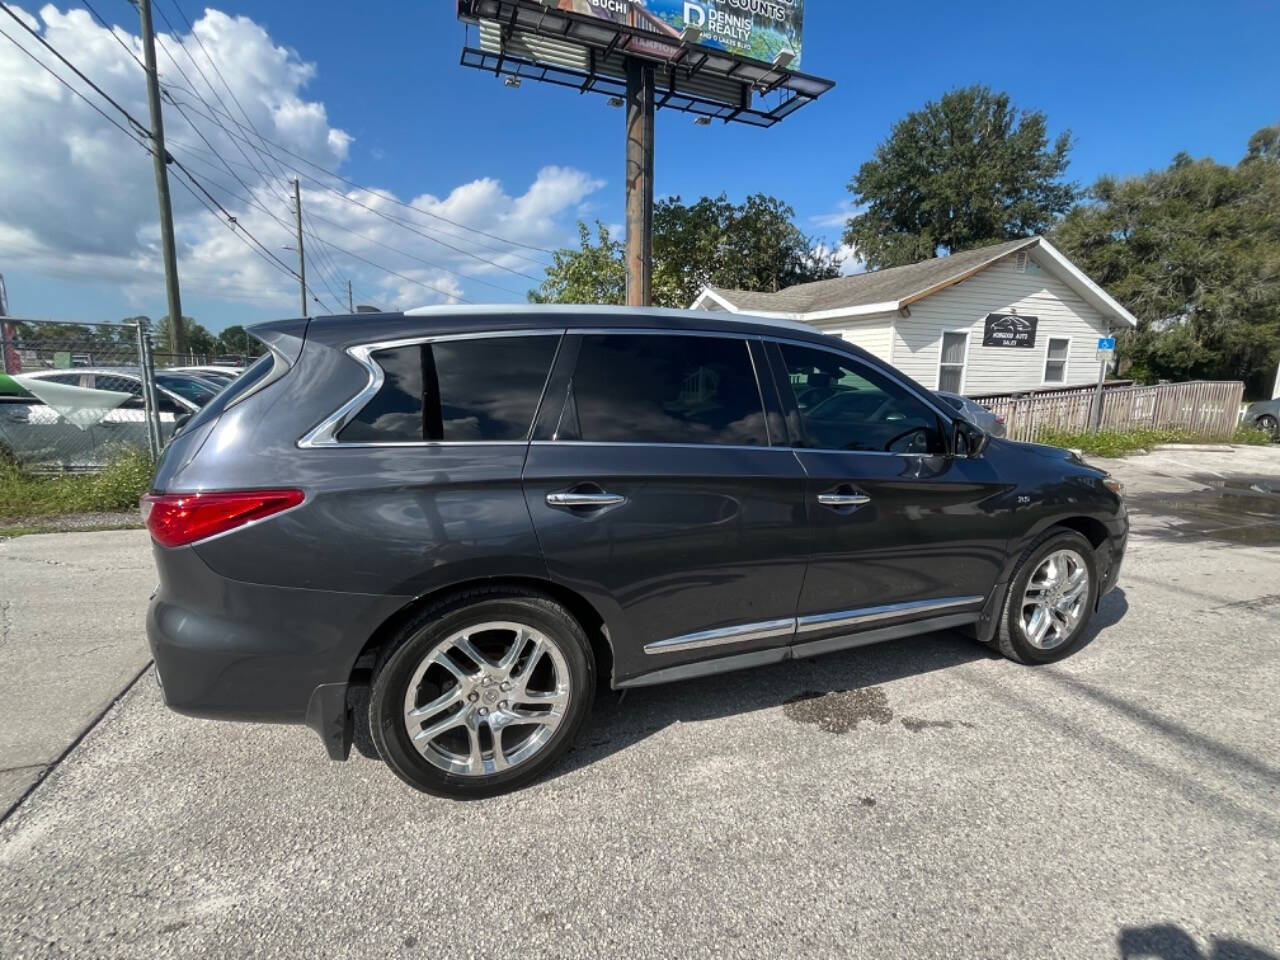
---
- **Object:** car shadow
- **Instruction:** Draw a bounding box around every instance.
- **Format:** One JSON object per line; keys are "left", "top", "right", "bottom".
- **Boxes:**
{"left": 349, "top": 588, "right": 1129, "bottom": 778}
{"left": 548, "top": 586, "right": 1130, "bottom": 780}
{"left": 1118, "top": 924, "right": 1278, "bottom": 959}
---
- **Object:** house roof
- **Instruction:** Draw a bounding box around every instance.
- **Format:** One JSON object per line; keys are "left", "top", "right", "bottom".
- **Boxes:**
{"left": 694, "top": 236, "right": 1138, "bottom": 328}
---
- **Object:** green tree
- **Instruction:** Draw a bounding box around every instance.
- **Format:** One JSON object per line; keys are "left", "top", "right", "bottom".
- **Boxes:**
{"left": 845, "top": 86, "right": 1076, "bottom": 269}
{"left": 152, "top": 317, "right": 217, "bottom": 359}
{"left": 531, "top": 195, "right": 839, "bottom": 308}
{"left": 529, "top": 222, "right": 626, "bottom": 306}
{"left": 653, "top": 194, "right": 839, "bottom": 307}
{"left": 216, "top": 324, "right": 253, "bottom": 357}
{"left": 1053, "top": 127, "right": 1280, "bottom": 397}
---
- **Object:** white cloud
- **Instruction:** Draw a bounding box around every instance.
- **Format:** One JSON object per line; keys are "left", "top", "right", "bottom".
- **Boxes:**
{"left": 0, "top": 5, "right": 604, "bottom": 315}
{"left": 836, "top": 243, "right": 865, "bottom": 276}
{"left": 810, "top": 199, "right": 860, "bottom": 230}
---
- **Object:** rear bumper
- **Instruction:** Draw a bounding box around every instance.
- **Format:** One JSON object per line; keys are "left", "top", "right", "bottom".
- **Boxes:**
{"left": 146, "top": 544, "right": 408, "bottom": 758}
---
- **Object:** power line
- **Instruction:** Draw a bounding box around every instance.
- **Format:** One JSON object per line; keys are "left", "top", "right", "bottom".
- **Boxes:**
{"left": 154, "top": 0, "right": 358, "bottom": 307}
{"left": 158, "top": 150, "right": 467, "bottom": 304}
{"left": 304, "top": 209, "right": 528, "bottom": 296}
{"left": 163, "top": 102, "right": 547, "bottom": 282}
{"left": 0, "top": 22, "right": 147, "bottom": 149}
{"left": 0, "top": 4, "right": 336, "bottom": 311}
{"left": 158, "top": 89, "right": 555, "bottom": 260}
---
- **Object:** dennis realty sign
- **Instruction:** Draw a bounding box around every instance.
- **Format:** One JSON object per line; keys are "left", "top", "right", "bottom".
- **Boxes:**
{"left": 982, "top": 313, "right": 1038, "bottom": 348}
{"left": 552, "top": 1, "right": 805, "bottom": 68}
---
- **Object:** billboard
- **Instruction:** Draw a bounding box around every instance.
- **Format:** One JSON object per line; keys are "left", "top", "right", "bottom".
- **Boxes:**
{"left": 550, "top": 1, "right": 805, "bottom": 68}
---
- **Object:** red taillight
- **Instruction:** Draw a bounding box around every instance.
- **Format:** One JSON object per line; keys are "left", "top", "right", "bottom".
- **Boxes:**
{"left": 141, "top": 490, "right": 304, "bottom": 548}
{"left": 995, "top": 415, "right": 1007, "bottom": 424}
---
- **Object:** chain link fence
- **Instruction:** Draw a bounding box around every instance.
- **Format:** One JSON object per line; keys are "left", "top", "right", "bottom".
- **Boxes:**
{"left": 0, "top": 317, "right": 206, "bottom": 472}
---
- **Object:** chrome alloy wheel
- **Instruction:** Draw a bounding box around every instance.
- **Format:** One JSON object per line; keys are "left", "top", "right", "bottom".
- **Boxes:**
{"left": 402, "top": 621, "right": 571, "bottom": 777}
{"left": 1020, "top": 549, "right": 1089, "bottom": 650}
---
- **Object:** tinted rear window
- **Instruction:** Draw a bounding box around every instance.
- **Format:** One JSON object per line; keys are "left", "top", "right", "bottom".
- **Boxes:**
{"left": 563, "top": 334, "right": 768, "bottom": 446}
{"left": 339, "top": 335, "right": 559, "bottom": 444}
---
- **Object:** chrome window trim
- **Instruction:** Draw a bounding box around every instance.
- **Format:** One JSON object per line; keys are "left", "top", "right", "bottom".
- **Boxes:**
{"left": 643, "top": 595, "right": 987, "bottom": 656}
{"left": 766, "top": 334, "right": 959, "bottom": 441}
{"left": 297, "top": 329, "right": 564, "bottom": 450}
{"left": 794, "top": 595, "right": 985, "bottom": 635}
{"left": 529, "top": 440, "right": 787, "bottom": 452}
{"left": 568, "top": 327, "right": 758, "bottom": 340}
{"left": 644, "top": 618, "right": 797, "bottom": 655}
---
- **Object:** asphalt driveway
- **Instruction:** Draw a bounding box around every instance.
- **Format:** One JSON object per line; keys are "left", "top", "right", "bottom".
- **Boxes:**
{"left": 1, "top": 445, "right": 1278, "bottom": 959}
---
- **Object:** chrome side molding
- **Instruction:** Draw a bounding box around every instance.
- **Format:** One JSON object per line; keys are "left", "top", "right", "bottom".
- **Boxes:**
{"left": 643, "top": 618, "right": 798, "bottom": 655}
{"left": 643, "top": 595, "right": 986, "bottom": 655}
{"left": 794, "top": 595, "right": 985, "bottom": 635}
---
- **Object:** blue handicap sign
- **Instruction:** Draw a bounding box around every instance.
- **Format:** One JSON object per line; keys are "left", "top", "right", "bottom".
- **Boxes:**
{"left": 1097, "top": 337, "right": 1116, "bottom": 351}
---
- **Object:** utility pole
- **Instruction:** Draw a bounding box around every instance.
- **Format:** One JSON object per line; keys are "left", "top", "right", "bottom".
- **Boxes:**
{"left": 347, "top": 279, "right": 354, "bottom": 314}
{"left": 292, "top": 178, "right": 307, "bottom": 318}
{"left": 624, "top": 58, "right": 655, "bottom": 307}
{"left": 138, "top": 0, "right": 186, "bottom": 354}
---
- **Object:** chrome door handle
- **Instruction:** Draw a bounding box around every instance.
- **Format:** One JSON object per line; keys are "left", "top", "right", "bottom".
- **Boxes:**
{"left": 817, "top": 492, "right": 871, "bottom": 507}
{"left": 546, "top": 492, "right": 627, "bottom": 508}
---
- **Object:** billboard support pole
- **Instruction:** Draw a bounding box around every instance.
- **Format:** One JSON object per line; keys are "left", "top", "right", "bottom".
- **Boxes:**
{"left": 624, "top": 57, "right": 655, "bottom": 307}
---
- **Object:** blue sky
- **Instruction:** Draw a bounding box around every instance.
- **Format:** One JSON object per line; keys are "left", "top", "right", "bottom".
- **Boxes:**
{"left": 2, "top": 0, "right": 1277, "bottom": 333}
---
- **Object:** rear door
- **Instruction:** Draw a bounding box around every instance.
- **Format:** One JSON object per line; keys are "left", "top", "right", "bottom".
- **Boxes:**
{"left": 766, "top": 339, "right": 1008, "bottom": 647}
{"left": 523, "top": 331, "right": 809, "bottom": 686}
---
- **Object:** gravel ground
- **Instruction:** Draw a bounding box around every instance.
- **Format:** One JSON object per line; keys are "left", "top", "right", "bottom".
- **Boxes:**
{"left": 0, "top": 511, "right": 141, "bottom": 538}
{"left": 1, "top": 446, "right": 1277, "bottom": 959}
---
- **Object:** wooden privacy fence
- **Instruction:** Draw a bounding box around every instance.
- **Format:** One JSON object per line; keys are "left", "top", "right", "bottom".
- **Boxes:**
{"left": 971, "top": 381, "right": 1245, "bottom": 443}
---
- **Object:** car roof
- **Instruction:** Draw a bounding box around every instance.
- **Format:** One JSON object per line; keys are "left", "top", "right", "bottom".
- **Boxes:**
{"left": 298, "top": 305, "right": 842, "bottom": 355}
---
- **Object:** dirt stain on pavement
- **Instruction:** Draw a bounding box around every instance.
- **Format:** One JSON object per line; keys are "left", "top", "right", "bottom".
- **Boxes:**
{"left": 784, "top": 687, "right": 893, "bottom": 733}
{"left": 900, "top": 716, "right": 977, "bottom": 733}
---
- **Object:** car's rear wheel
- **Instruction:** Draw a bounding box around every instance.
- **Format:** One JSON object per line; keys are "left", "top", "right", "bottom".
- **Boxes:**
{"left": 369, "top": 589, "right": 594, "bottom": 799}
{"left": 1259, "top": 415, "right": 1279, "bottom": 442}
{"left": 996, "top": 529, "right": 1099, "bottom": 664}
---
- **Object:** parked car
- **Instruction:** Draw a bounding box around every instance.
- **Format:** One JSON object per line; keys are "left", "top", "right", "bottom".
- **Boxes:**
{"left": 1242, "top": 397, "right": 1280, "bottom": 440}
{"left": 6, "top": 368, "right": 203, "bottom": 468}
{"left": 936, "top": 390, "right": 1008, "bottom": 438}
{"left": 144, "top": 307, "right": 1128, "bottom": 799}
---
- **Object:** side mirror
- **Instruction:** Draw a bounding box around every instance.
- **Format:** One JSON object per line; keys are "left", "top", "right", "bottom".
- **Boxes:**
{"left": 172, "top": 412, "right": 192, "bottom": 437}
{"left": 953, "top": 418, "right": 989, "bottom": 459}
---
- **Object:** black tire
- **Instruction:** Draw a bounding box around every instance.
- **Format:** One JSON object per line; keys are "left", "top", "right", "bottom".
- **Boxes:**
{"left": 1259, "top": 415, "right": 1279, "bottom": 442}
{"left": 995, "top": 528, "right": 1099, "bottom": 665}
{"left": 369, "top": 587, "right": 595, "bottom": 799}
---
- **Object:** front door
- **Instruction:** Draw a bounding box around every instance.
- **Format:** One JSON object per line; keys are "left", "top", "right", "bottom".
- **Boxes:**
{"left": 523, "top": 331, "right": 809, "bottom": 686}
{"left": 766, "top": 340, "right": 1008, "bottom": 648}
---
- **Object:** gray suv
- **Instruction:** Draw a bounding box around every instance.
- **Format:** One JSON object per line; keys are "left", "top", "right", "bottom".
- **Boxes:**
{"left": 145, "top": 306, "right": 1127, "bottom": 798}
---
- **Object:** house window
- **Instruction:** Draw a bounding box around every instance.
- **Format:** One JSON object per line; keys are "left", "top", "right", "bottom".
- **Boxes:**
{"left": 937, "top": 332, "right": 968, "bottom": 393}
{"left": 1044, "top": 338, "right": 1070, "bottom": 384}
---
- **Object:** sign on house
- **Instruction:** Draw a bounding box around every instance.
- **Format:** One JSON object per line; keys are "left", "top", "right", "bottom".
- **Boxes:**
{"left": 982, "top": 313, "right": 1038, "bottom": 349}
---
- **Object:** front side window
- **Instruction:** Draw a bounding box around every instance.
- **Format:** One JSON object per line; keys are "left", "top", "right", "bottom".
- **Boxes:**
{"left": 938, "top": 331, "right": 968, "bottom": 393}
{"left": 1044, "top": 338, "right": 1070, "bottom": 384}
{"left": 562, "top": 334, "right": 768, "bottom": 446}
{"left": 778, "top": 343, "right": 945, "bottom": 454}
{"left": 338, "top": 335, "right": 559, "bottom": 444}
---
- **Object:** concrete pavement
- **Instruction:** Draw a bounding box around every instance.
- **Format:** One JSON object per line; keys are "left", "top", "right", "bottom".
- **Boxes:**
{"left": 0, "top": 447, "right": 1277, "bottom": 959}
{"left": 0, "top": 530, "right": 154, "bottom": 815}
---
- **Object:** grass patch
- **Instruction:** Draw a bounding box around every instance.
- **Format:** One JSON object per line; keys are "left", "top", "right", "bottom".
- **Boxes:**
{"left": 1036, "top": 428, "right": 1199, "bottom": 458}
{"left": 0, "top": 448, "right": 154, "bottom": 521}
{"left": 1233, "top": 425, "right": 1274, "bottom": 446}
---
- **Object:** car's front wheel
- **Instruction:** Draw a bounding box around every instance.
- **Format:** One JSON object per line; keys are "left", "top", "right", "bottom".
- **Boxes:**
{"left": 1258, "top": 414, "right": 1279, "bottom": 442}
{"left": 370, "top": 589, "right": 594, "bottom": 799}
{"left": 996, "top": 528, "right": 1099, "bottom": 664}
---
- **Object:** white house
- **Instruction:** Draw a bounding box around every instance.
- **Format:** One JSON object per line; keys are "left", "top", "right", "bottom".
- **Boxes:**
{"left": 691, "top": 236, "right": 1138, "bottom": 396}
